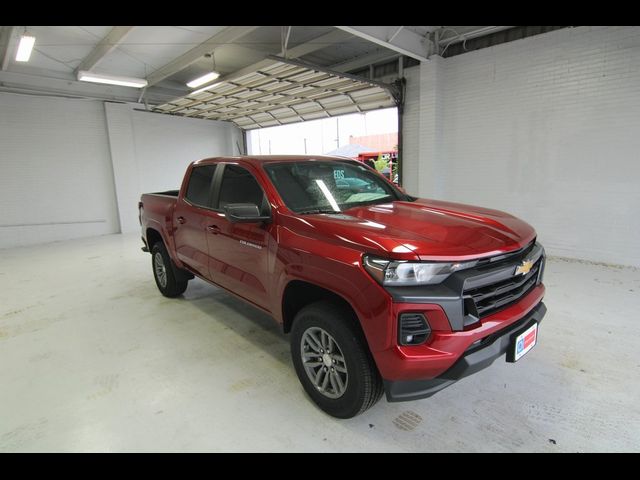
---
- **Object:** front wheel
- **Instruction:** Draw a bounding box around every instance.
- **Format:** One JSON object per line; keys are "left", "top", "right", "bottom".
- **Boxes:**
{"left": 291, "top": 301, "right": 383, "bottom": 418}
{"left": 151, "top": 242, "right": 188, "bottom": 297}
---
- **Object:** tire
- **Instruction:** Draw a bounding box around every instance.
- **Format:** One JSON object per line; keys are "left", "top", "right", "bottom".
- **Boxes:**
{"left": 151, "top": 242, "right": 188, "bottom": 297}
{"left": 291, "top": 301, "right": 384, "bottom": 418}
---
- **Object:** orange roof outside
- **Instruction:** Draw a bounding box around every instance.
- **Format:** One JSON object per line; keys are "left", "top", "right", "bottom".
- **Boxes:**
{"left": 349, "top": 133, "right": 398, "bottom": 152}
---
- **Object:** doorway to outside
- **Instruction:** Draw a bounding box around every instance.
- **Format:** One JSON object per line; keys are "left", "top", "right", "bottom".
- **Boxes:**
{"left": 246, "top": 107, "right": 399, "bottom": 183}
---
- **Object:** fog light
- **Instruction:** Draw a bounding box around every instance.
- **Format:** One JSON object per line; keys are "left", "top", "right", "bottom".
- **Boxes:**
{"left": 399, "top": 313, "right": 431, "bottom": 346}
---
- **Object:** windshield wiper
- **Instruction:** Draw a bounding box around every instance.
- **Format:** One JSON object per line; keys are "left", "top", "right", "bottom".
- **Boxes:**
{"left": 342, "top": 197, "right": 394, "bottom": 209}
{"left": 297, "top": 208, "right": 342, "bottom": 215}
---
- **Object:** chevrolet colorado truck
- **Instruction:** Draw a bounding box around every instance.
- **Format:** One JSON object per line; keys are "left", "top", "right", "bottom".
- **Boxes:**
{"left": 139, "top": 155, "right": 546, "bottom": 418}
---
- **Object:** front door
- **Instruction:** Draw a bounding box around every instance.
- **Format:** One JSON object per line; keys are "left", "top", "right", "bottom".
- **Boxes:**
{"left": 206, "top": 164, "right": 273, "bottom": 311}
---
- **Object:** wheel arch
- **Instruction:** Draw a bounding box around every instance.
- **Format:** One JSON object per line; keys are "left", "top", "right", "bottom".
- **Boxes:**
{"left": 146, "top": 227, "right": 164, "bottom": 250}
{"left": 281, "top": 280, "right": 364, "bottom": 337}
{"left": 147, "top": 227, "right": 194, "bottom": 282}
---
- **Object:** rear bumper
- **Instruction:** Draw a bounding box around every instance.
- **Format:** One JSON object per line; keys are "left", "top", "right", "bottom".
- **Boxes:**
{"left": 383, "top": 301, "right": 546, "bottom": 402}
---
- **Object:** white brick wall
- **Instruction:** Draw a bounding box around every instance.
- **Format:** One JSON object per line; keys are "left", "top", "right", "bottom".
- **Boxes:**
{"left": 402, "top": 26, "right": 640, "bottom": 267}
{"left": 105, "top": 103, "right": 243, "bottom": 233}
{"left": 0, "top": 92, "right": 120, "bottom": 248}
{"left": 0, "top": 93, "right": 242, "bottom": 248}
{"left": 400, "top": 66, "right": 421, "bottom": 195}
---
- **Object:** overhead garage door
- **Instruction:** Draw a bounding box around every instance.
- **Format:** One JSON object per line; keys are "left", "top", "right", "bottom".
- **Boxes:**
{"left": 153, "top": 56, "right": 397, "bottom": 129}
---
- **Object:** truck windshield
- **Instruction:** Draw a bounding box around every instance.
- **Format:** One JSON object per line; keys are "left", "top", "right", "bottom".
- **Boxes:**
{"left": 263, "top": 160, "right": 407, "bottom": 214}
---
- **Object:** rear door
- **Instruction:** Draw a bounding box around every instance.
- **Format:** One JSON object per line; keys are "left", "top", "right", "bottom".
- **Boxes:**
{"left": 173, "top": 164, "right": 219, "bottom": 280}
{"left": 206, "top": 163, "right": 273, "bottom": 311}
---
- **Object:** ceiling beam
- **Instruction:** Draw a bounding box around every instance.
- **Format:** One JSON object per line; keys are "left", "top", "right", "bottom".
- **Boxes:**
{"left": 145, "top": 26, "right": 260, "bottom": 87}
{"left": 74, "top": 26, "right": 134, "bottom": 74}
{"left": 438, "top": 26, "right": 514, "bottom": 45}
{"left": 281, "top": 29, "right": 351, "bottom": 58}
{"left": 335, "top": 26, "right": 430, "bottom": 62}
{"left": 330, "top": 50, "right": 400, "bottom": 73}
{"left": 0, "top": 26, "right": 15, "bottom": 71}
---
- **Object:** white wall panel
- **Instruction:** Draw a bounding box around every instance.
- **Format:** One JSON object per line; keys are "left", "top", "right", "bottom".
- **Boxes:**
{"left": 105, "top": 103, "right": 243, "bottom": 233}
{"left": 0, "top": 93, "right": 242, "bottom": 248}
{"left": 402, "top": 26, "right": 640, "bottom": 266}
{"left": 0, "top": 92, "right": 119, "bottom": 248}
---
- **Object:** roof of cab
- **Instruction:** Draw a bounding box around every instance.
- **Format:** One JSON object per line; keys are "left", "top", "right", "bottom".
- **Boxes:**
{"left": 192, "top": 155, "right": 356, "bottom": 166}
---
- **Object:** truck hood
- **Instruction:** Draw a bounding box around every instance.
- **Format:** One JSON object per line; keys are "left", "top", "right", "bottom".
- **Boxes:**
{"left": 285, "top": 198, "right": 536, "bottom": 261}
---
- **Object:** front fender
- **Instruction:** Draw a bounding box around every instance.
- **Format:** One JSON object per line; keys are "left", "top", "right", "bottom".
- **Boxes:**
{"left": 275, "top": 254, "right": 392, "bottom": 353}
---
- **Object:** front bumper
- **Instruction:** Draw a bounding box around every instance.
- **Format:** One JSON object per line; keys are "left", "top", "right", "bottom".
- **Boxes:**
{"left": 384, "top": 301, "right": 546, "bottom": 402}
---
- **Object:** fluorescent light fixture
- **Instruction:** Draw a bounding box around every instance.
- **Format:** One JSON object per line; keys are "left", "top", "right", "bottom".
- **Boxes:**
{"left": 15, "top": 34, "right": 36, "bottom": 62}
{"left": 188, "top": 82, "right": 222, "bottom": 96}
{"left": 77, "top": 70, "right": 148, "bottom": 88}
{"left": 187, "top": 71, "right": 220, "bottom": 89}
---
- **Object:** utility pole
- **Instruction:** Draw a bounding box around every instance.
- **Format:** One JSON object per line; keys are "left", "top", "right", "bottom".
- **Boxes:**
{"left": 335, "top": 116, "right": 340, "bottom": 148}
{"left": 303, "top": 138, "right": 308, "bottom": 154}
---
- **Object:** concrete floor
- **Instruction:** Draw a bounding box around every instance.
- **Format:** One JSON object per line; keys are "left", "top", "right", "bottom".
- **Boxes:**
{"left": 1, "top": 233, "right": 639, "bottom": 452}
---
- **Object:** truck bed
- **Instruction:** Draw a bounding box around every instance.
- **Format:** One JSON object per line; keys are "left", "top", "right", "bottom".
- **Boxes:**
{"left": 147, "top": 190, "right": 179, "bottom": 197}
{"left": 139, "top": 192, "right": 179, "bottom": 249}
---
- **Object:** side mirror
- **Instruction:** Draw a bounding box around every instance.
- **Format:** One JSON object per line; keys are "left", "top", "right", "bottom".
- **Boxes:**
{"left": 223, "top": 203, "right": 271, "bottom": 224}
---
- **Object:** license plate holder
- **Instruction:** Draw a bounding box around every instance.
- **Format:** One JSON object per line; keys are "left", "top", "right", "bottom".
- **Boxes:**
{"left": 506, "top": 322, "right": 538, "bottom": 363}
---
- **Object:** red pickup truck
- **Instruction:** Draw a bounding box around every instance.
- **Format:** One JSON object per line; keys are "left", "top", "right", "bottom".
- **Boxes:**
{"left": 139, "top": 155, "right": 546, "bottom": 418}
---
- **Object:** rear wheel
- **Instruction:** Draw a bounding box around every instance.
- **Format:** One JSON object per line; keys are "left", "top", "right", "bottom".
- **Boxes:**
{"left": 151, "top": 242, "right": 188, "bottom": 297}
{"left": 291, "top": 301, "right": 383, "bottom": 418}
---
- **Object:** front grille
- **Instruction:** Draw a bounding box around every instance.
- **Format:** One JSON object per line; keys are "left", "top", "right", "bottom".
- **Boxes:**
{"left": 464, "top": 257, "right": 542, "bottom": 319}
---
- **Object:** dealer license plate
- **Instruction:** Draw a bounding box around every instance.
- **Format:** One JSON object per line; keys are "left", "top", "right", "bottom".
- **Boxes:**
{"left": 511, "top": 322, "right": 538, "bottom": 362}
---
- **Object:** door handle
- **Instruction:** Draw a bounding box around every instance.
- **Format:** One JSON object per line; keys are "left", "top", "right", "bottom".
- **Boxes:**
{"left": 207, "top": 225, "right": 220, "bottom": 234}
{"left": 177, "top": 216, "right": 185, "bottom": 224}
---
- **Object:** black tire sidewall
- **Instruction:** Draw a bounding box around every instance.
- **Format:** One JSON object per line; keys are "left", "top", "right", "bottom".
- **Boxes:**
{"left": 291, "top": 303, "right": 379, "bottom": 418}
{"left": 151, "top": 242, "right": 187, "bottom": 297}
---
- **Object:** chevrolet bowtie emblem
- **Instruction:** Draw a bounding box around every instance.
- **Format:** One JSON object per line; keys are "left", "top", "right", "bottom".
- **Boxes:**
{"left": 515, "top": 259, "right": 534, "bottom": 276}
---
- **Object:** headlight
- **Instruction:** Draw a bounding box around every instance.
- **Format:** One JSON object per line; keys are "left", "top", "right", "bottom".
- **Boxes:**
{"left": 363, "top": 255, "right": 478, "bottom": 286}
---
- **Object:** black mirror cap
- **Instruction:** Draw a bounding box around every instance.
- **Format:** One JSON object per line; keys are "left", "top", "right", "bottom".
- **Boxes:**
{"left": 223, "top": 203, "right": 271, "bottom": 224}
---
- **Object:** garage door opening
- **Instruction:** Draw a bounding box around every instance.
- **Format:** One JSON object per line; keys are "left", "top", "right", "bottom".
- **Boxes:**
{"left": 247, "top": 107, "right": 399, "bottom": 182}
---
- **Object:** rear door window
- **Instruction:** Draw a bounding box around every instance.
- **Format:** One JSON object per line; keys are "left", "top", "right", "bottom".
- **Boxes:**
{"left": 185, "top": 165, "right": 217, "bottom": 207}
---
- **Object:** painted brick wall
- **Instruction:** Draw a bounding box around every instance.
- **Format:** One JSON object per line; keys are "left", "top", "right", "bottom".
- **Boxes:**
{"left": 105, "top": 103, "right": 243, "bottom": 233}
{"left": 0, "top": 93, "right": 242, "bottom": 248}
{"left": 0, "top": 92, "right": 120, "bottom": 248}
{"left": 402, "top": 26, "right": 640, "bottom": 267}
{"left": 400, "top": 66, "right": 421, "bottom": 195}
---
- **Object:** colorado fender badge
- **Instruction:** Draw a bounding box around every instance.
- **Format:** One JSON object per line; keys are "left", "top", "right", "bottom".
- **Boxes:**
{"left": 239, "top": 239, "right": 262, "bottom": 250}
